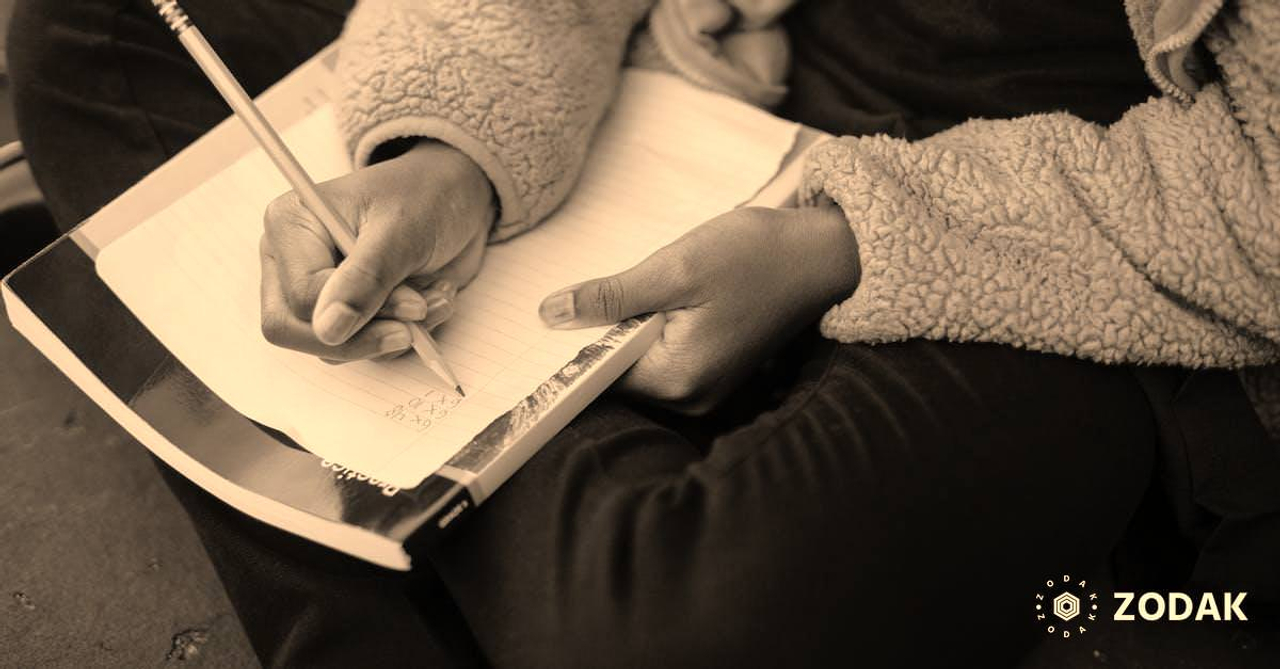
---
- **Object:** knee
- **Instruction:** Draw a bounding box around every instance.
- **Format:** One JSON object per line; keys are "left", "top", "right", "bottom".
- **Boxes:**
{"left": 8, "top": 0, "right": 112, "bottom": 66}
{"left": 7, "top": 0, "right": 120, "bottom": 112}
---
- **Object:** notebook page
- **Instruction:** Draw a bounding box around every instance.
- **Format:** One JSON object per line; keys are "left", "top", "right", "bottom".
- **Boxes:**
{"left": 97, "top": 70, "right": 799, "bottom": 489}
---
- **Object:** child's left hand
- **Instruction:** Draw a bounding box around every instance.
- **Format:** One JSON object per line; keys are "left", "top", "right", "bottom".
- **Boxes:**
{"left": 538, "top": 205, "right": 860, "bottom": 414}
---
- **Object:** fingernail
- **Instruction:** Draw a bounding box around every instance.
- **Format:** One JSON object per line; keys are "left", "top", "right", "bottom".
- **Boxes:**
{"left": 315, "top": 303, "right": 361, "bottom": 344}
{"left": 425, "top": 294, "right": 451, "bottom": 314}
{"left": 423, "top": 298, "right": 455, "bottom": 330}
{"left": 539, "top": 290, "right": 576, "bottom": 327}
{"left": 432, "top": 280, "right": 458, "bottom": 298}
{"left": 392, "top": 298, "right": 428, "bottom": 321}
{"left": 379, "top": 329, "right": 412, "bottom": 355}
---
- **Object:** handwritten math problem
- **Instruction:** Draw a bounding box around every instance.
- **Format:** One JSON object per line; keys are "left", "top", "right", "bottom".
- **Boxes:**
{"left": 384, "top": 389, "right": 463, "bottom": 433}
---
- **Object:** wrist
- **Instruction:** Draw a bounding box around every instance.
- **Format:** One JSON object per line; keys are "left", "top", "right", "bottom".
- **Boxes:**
{"left": 790, "top": 204, "right": 860, "bottom": 306}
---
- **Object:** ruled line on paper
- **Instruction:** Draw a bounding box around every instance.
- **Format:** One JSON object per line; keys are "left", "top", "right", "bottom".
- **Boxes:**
{"left": 97, "top": 70, "right": 799, "bottom": 488}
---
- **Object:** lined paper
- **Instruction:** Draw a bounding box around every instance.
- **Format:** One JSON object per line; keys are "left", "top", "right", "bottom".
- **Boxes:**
{"left": 97, "top": 70, "right": 799, "bottom": 488}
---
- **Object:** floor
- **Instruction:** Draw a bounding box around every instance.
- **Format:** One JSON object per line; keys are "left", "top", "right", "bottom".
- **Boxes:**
{"left": 0, "top": 2, "right": 258, "bottom": 667}
{"left": 0, "top": 314, "right": 259, "bottom": 668}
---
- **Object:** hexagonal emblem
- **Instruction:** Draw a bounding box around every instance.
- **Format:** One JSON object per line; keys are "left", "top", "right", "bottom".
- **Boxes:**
{"left": 1036, "top": 574, "right": 1099, "bottom": 638}
{"left": 1053, "top": 592, "right": 1081, "bottom": 622}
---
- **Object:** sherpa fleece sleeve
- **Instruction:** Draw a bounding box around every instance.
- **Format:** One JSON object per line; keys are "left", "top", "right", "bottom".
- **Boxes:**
{"left": 335, "top": 0, "right": 654, "bottom": 241}
{"left": 800, "top": 0, "right": 1280, "bottom": 368}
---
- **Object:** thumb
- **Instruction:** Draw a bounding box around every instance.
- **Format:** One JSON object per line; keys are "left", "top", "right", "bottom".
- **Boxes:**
{"left": 313, "top": 220, "right": 427, "bottom": 345}
{"left": 539, "top": 249, "right": 691, "bottom": 329}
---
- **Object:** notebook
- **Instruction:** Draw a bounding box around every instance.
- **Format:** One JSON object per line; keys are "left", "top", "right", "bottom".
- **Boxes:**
{"left": 5, "top": 48, "right": 812, "bottom": 568}
{"left": 97, "top": 68, "right": 799, "bottom": 490}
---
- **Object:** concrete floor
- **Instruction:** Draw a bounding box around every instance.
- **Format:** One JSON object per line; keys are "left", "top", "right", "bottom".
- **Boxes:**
{"left": 0, "top": 2, "right": 257, "bottom": 666}
{"left": 0, "top": 312, "right": 259, "bottom": 668}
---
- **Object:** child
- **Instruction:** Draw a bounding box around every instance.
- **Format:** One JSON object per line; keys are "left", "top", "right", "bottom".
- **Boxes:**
{"left": 10, "top": 0, "right": 1278, "bottom": 665}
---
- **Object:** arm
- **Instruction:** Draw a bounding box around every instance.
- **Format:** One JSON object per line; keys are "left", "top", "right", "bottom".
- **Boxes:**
{"left": 267, "top": 0, "right": 797, "bottom": 366}
{"left": 335, "top": 0, "right": 655, "bottom": 241}
{"left": 800, "top": 0, "right": 1280, "bottom": 367}
{"left": 260, "top": 0, "right": 652, "bottom": 360}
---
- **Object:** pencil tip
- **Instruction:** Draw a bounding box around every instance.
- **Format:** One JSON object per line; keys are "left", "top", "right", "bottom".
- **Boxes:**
{"left": 455, "top": 385, "right": 466, "bottom": 398}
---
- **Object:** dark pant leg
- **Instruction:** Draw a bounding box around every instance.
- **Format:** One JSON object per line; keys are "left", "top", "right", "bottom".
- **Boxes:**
{"left": 429, "top": 339, "right": 1157, "bottom": 668}
{"left": 9, "top": 0, "right": 348, "bottom": 229}
{"left": 8, "top": 3, "right": 487, "bottom": 667}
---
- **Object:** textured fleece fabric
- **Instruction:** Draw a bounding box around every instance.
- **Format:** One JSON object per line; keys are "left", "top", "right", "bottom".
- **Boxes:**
{"left": 336, "top": 0, "right": 653, "bottom": 241}
{"left": 335, "top": 0, "right": 1280, "bottom": 433}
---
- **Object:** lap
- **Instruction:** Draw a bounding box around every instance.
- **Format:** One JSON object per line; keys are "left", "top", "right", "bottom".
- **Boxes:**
{"left": 430, "top": 337, "right": 1156, "bottom": 668}
{"left": 8, "top": 0, "right": 353, "bottom": 228}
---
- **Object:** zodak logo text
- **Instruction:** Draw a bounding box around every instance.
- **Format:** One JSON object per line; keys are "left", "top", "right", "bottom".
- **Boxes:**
{"left": 1113, "top": 592, "right": 1248, "bottom": 622}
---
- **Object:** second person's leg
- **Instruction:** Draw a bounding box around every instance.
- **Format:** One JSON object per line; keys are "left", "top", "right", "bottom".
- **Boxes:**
{"left": 9, "top": 0, "right": 350, "bottom": 228}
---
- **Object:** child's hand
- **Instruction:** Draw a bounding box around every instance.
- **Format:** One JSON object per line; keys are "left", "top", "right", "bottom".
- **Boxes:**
{"left": 538, "top": 205, "right": 859, "bottom": 413}
{"left": 259, "top": 140, "right": 494, "bottom": 362}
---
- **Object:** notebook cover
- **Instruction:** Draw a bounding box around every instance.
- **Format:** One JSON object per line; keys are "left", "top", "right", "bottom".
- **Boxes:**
{"left": 4, "top": 42, "right": 820, "bottom": 569}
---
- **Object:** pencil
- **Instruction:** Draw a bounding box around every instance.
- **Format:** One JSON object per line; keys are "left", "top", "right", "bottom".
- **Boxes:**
{"left": 150, "top": 0, "right": 465, "bottom": 398}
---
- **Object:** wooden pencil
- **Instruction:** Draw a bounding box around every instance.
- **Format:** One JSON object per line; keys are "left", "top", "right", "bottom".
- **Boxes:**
{"left": 149, "top": 0, "right": 465, "bottom": 398}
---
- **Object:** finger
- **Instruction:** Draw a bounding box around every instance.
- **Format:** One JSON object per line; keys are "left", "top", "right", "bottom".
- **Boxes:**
{"left": 401, "top": 230, "right": 480, "bottom": 330}
{"left": 678, "top": 0, "right": 735, "bottom": 34}
{"left": 375, "top": 284, "right": 430, "bottom": 321}
{"left": 615, "top": 339, "right": 735, "bottom": 416}
{"left": 261, "top": 249, "right": 413, "bottom": 360}
{"left": 614, "top": 343, "right": 685, "bottom": 401}
{"left": 538, "top": 246, "right": 693, "bottom": 329}
{"left": 374, "top": 275, "right": 460, "bottom": 328}
{"left": 262, "top": 193, "right": 340, "bottom": 321}
{"left": 327, "top": 348, "right": 414, "bottom": 366}
{"left": 313, "top": 216, "right": 429, "bottom": 345}
{"left": 611, "top": 307, "right": 752, "bottom": 415}
{"left": 613, "top": 312, "right": 707, "bottom": 406}
{"left": 419, "top": 282, "right": 458, "bottom": 330}
{"left": 268, "top": 316, "right": 411, "bottom": 361}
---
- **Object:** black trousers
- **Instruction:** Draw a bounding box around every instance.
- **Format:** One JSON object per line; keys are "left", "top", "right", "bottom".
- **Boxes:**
{"left": 14, "top": 1, "right": 1262, "bottom": 667}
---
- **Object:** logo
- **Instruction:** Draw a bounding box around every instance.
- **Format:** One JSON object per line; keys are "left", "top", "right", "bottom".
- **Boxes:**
{"left": 1113, "top": 592, "right": 1247, "bottom": 621}
{"left": 1033, "top": 573, "right": 1249, "bottom": 638}
{"left": 1034, "top": 574, "right": 1098, "bottom": 638}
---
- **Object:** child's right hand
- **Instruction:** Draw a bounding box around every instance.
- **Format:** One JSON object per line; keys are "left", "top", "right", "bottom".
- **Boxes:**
{"left": 258, "top": 140, "right": 495, "bottom": 363}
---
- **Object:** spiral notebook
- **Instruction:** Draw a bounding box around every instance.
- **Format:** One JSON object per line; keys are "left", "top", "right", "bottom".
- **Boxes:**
{"left": 4, "top": 47, "right": 811, "bottom": 569}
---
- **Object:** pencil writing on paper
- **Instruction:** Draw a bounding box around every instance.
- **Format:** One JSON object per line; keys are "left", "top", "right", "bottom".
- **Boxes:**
{"left": 96, "top": 71, "right": 799, "bottom": 489}
{"left": 150, "top": 0, "right": 464, "bottom": 397}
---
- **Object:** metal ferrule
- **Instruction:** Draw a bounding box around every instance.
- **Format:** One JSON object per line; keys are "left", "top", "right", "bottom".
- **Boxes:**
{"left": 151, "top": 0, "right": 192, "bottom": 34}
